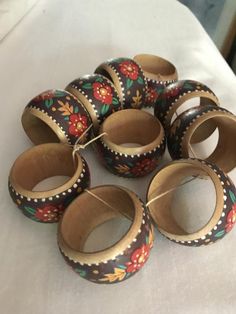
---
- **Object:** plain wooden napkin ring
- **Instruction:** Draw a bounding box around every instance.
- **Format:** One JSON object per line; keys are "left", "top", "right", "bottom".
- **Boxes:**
{"left": 66, "top": 74, "right": 122, "bottom": 133}
{"left": 95, "top": 57, "right": 147, "bottom": 109}
{"left": 21, "top": 89, "right": 92, "bottom": 145}
{"left": 95, "top": 109, "right": 166, "bottom": 177}
{"left": 155, "top": 80, "right": 219, "bottom": 143}
{"left": 58, "top": 185, "right": 154, "bottom": 284}
{"left": 133, "top": 54, "right": 178, "bottom": 107}
{"left": 167, "top": 104, "right": 236, "bottom": 173}
{"left": 8, "top": 143, "right": 90, "bottom": 223}
{"left": 147, "top": 159, "right": 236, "bottom": 246}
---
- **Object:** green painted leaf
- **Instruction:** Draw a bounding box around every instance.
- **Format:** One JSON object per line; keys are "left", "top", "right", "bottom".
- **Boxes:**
{"left": 75, "top": 269, "right": 86, "bottom": 277}
{"left": 145, "top": 236, "right": 149, "bottom": 244}
{"left": 95, "top": 76, "right": 103, "bottom": 83}
{"left": 101, "top": 104, "right": 109, "bottom": 115}
{"left": 229, "top": 190, "right": 236, "bottom": 203}
{"left": 215, "top": 230, "right": 225, "bottom": 238}
{"left": 117, "top": 265, "right": 127, "bottom": 270}
{"left": 45, "top": 99, "right": 53, "bottom": 108}
{"left": 112, "top": 97, "right": 119, "bottom": 105}
{"left": 126, "top": 78, "right": 133, "bottom": 89}
{"left": 74, "top": 106, "right": 79, "bottom": 113}
{"left": 54, "top": 91, "right": 66, "bottom": 97}
{"left": 82, "top": 83, "right": 92, "bottom": 89}
{"left": 64, "top": 116, "right": 69, "bottom": 121}
{"left": 113, "top": 58, "right": 126, "bottom": 63}
{"left": 137, "top": 77, "right": 144, "bottom": 85}
{"left": 126, "top": 78, "right": 134, "bottom": 89}
{"left": 24, "top": 206, "right": 36, "bottom": 215}
{"left": 183, "top": 83, "right": 193, "bottom": 90}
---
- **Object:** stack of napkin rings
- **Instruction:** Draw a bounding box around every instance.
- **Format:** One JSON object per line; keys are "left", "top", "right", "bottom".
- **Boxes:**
{"left": 8, "top": 54, "right": 236, "bottom": 284}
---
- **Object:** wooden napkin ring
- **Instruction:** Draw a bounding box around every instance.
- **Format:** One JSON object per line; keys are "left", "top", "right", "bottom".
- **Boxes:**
{"left": 133, "top": 54, "right": 178, "bottom": 107}
{"left": 155, "top": 80, "right": 219, "bottom": 143}
{"left": 58, "top": 185, "right": 154, "bottom": 284}
{"left": 22, "top": 90, "right": 92, "bottom": 145}
{"left": 8, "top": 143, "right": 90, "bottom": 223}
{"left": 65, "top": 74, "right": 122, "bottom": 133}
{"left": 147, "top": 159, "right": 236, "bottom": 246}
{"left": 167, "top": 105, "right": 236, "bottom": 173}
{"left": 95, "top": 57, "right": 147, "bottom": 109}
{"left": 95, "top": 109, "right": 166, "bottom": 177}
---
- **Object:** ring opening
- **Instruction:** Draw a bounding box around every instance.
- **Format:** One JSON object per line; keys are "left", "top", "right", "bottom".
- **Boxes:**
{"left": 169, "top": 97, "right": 218, "bottom": 143}
{"left": 185, "top": 113, "right": 236, "bottom": 173}
{"left": 60, "top": 186, "right": 137, "bottom": 254}
{"left": 134, "top": 54, "right": 176, "bottom": 81}
{"left": 10, "top": 144, "right": 82, "bottom": 198}
{"left": 147, "top": 160, "right": 223, "bottom": 240}
{"left": 101, "top": 109, "right": 163, "bottom": 153}
{"left": 22, "top": 109, "right": 62, "bottom": 144}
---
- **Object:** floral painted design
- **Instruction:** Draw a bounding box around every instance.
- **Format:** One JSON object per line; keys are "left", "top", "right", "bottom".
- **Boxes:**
{"left": 68, "top": 113, "right": 88, "bottom": 137}
{"left": 95, "top": 58, "right": 147, "bottom": 109}
{"left": 119, "top": 60, "right": 139, "bottom": 80}
{"left": 66, "top": 75, "right": 121, "bottom": 123}
{"left": 225, "top": 201, "right": 236, "bottom": 233}
{"left": 146, "top": 87, "right": 158, "bottom": 104}
{"left": 99, "top": 227, "right": 154, "bottom": 283}
{"left": 126, "top": 244, "right": 150, "bottom": 273}
{"left": 35, "top": 204, "right": 65, "bottom": 222}
{"left": 97, "top": 136, "right": 166, "bottom": 178}
{"left": 131, "top": 90, "right": 142, "bottom": 108}
{"left": 26, "top": 89, "right": 92, "bottom": 144}
{"left": 154, "top": 80, "right": 219, "bottom": 130}
{"left": 131, "top": 158, "right": 158, "bottom": 176}
{"left": 113, "top": 157, "right": 158, "bottom": 178}
{"left": 93, "top": 82, "right": 113, "bottom": 105}
{"left": 34, "top": 90, "right": 56, "bottom": 102}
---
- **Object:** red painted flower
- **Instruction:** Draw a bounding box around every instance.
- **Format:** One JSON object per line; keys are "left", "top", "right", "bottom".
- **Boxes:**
{"left": 34, "top": 90, "right": 55, "bottom": 101}
{"left": 146, "top": 87, "right": 158, "bottom": 104}
{"left": 165, "top": 87, "right": 180, "bottom": 99}
{"left": 35, "top": 204, "right": 64, "bottom": 222}
{"left": 119, "top": 61, "right": 139, "bottom": 80}
{"left": 131, "top": 158, "right": 157, "bottom": 176}
{"left": 126, "top": 244, "right": 150, "bottom": 273}
{"left": 225, "top": 204, "right": 236, "bottom": 232}
{"left": 93, "top": 82, "right": 112, "bottom": 105}
{"left": 69, "top": 114, "right": 88, "bottom": 137}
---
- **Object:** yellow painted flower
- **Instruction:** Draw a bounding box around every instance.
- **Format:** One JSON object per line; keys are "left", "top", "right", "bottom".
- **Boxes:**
{"left": 148, "top": 226, "right": 154, "bottom": 248}
{"left": 115, "top": 164, "right": 131, "bottom": 175}
{"left": 99, "top": 268, "right": 126, "bottom": 283}
{"left": 131, "top": 90, "right": 142, "bottom": 108}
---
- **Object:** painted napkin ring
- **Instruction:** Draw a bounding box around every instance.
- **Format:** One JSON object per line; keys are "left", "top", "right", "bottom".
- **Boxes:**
{"left": 167, "top": 104, "right": 236, "bottom": 173}
{"left": 95, "top": 57, "right": 147, "bottom": 109}
{"left": 58, "top": 185, "right": 154, "bottom": 284}
{"left": 147, "top": 159, "right": 236, "bottom": 246}
{"left": 95, "top": 109, "right": 166, "bottom": 177}
{"left": 65, "top": 74, "right": 122, "bottom": 133}
{"left": 155, "top": 80, "right": 219, "bottom": 143}
{"left": 22, "top": 89, "right": 92, "bottom": 145}
{"left": 8, "top": 143, "right": 90, "bottom": 223}
{"left": 133, "top": 54, "right": 178, "bottom": 107}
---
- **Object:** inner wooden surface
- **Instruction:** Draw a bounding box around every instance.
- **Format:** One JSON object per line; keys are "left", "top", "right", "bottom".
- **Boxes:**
{"left": 188, "top": 115, "right": 236, "bottom": 172}
{"left": 134, "top": 54, "right": 176, "bottom": 80}
{"left": 11, "top": 144, "right": 75, "bottom": 191}
{"left": 102, "top": 109, "right": 161, "bottom": 146}
{"left": 169, "top": 96, "right": 218, "bottom": 144}
{"left": 22, "top": 109, "right": 60, "bottom": 144}
{"left": 147, "top": 163, "right": 214, "bottom": 235}
{"left": 61, "top": 186, "right": 135, "bottom": 251}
